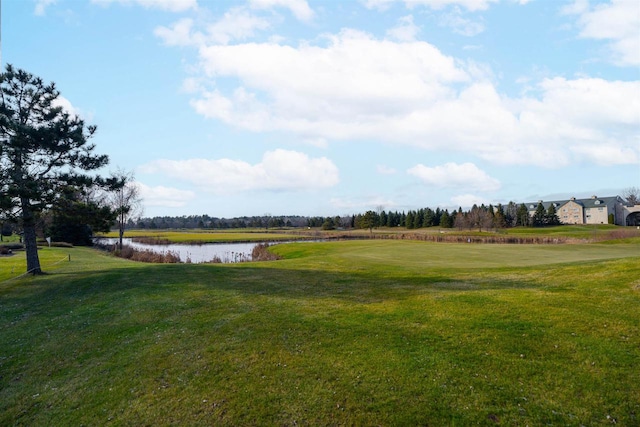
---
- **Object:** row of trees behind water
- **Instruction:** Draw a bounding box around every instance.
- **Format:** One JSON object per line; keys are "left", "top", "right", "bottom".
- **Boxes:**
{"left": 131, "top": 201, "right": 564, "bottom": 233}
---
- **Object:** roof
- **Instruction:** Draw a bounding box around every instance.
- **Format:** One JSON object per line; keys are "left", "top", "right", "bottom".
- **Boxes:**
{"left": 524, "top": 196, "right": 623, "bottom": 212}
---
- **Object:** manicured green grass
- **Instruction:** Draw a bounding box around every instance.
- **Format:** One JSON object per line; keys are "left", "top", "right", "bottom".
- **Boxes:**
{"left": 1, "top": 240, "right": 639, "bottom": 425}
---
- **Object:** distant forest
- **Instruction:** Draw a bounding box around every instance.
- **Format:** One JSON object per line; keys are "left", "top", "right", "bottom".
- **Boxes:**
{"left": 130, "top": 201, "right": 551, "bottom": 232}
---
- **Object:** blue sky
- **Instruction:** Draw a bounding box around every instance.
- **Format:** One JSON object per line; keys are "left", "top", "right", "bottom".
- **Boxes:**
{"left": 4, "top": 0, "right": 639, "bottom": 218}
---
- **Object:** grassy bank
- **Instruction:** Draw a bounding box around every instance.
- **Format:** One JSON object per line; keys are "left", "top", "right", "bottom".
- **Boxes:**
{"left": 1, "top": 240, "right": 639, "bottom": 425}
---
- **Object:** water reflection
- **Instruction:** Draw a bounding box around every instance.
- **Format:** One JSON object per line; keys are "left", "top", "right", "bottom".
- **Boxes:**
{"left": 95, "top": 238, "right": 264, "bottom": 263}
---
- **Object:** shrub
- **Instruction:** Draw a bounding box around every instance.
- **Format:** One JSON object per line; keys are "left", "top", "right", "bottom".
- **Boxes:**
{"left": 112, "top": 245, "right": 181, "bottom": 263}
{"left": 0, "top": 243, "right": 24, "bottom": 251}
{"left": 251, "top": 243, "right": 281, "bottom": 261}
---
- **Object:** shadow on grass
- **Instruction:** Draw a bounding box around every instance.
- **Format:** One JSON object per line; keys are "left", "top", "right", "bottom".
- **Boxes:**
{"left": 10, "top": 260, "right": 542, "bottom": 309}
{"left": 2, "top": 255, "right": 639, "bottom": 427}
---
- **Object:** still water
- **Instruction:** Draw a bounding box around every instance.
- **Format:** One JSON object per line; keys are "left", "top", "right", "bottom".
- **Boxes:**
{"left": 95, "top": 238, "right": 266, "bottom": 263}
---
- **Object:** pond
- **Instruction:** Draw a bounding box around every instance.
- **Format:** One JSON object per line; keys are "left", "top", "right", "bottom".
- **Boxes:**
{"left": 94, "top": 238, "right": 271, "bottom": 263}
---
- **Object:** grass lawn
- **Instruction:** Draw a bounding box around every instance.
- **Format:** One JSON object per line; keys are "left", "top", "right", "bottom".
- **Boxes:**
{"left": 1, "top": 240, "right": 639, "bottom": 425}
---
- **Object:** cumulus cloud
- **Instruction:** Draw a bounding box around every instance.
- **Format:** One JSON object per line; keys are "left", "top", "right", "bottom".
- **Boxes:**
{"left": 137, "top": 183, "right": 196, "bottom": 208}
{"left": 363, "top": 0, "right": 500, "bottom": 12}
{"left": 408, "top": 162, "right": 501, "bottom": 191}
{"left": 52, "top": 96, "right": 95, "bottom": 122}
{"left": 386, "top": 15, "right": 421, "bottom": 41}
{"left": 181, "top": 28, "right": 639, "bottom": 167}
{"left": 155, "top": 9, "right": 271, "bottom": 47}
{"left": 91, "top": 0, "right": 197, "bottom": 12}
{"left": 191, "top": 29, "right": 468, "bottom": 130}
{"left": 565, "top": 0, "right": 640, "bottom": 66}
{"left": 450, "top": 193, "right": 492, "bottom": 208}
{"left": 154, "top": 18, "right": 199, "bottom": 46}
{"left": 439, "top": 8, "right": 485, "bottom": 36}
{"left": 377, "top": 165, "right": 398, "bottom": 175}
{"left": 139, "top": 149, "right": 339, "bottom": 194}
{"left": 34, "top": 0, "right": 56, "bottom": 16}
{"left": 570, "top": 143, "right": 639, "bottom": 166}
{"left": 249, "top": 0, "right": 314, "bottom": 22}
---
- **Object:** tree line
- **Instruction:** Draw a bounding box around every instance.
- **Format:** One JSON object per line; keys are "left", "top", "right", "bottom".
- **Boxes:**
{"left": 130, "top": 201, "right": 559, "bottom": 234}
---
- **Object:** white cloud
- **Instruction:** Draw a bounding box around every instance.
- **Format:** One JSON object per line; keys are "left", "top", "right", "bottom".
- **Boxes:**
{"left": 52, "top": 96, "right": 95, "bottom": 121}
{"left": 386, "top": 15, "right": 421, "bottom": 41}
{"left": 52, "top": 96, "right": 80, "bottom": 117}
{"left": 205, "top": 8, "right": 272, "bottom": 44}
{"left": 91, "top": 0, "right": 197, "bottom": 12}
{"left": 570, "top": 143, "right": 639, "bottom": 166}
{"left": 566, "top": 0, "right": 640, "bottom": 66}
{"left": 363, "top": 0, "right": 499, "bottom": 12}
{"left": 139, "top": 149, "right": 339, "bottom": 194}
{"left": 193, "top": 29, "right": 469, "bottom": 126}
{"left": 155, "top": 9, "right": 271, "bottom": 47}
{"left": 377, "top": 165, "right": 398, "bottom": 175}
{"left": 178, "top": 29, "right": 638, "bottom": 168}
{"left": 34, "top": 0, "right": 57, "bottom": 16}
{"left": 408, "top": 162, "right": 501, "bottom": 191}
{"left": 439, "top": 8, "right": 485, "bottom": 36}
{"left": 330, "top": 196, "right": 397, "bottom": 212}
{"left": 450, "top": 193, "right": 492, "bottom": 208}
{"left": 137, "top": 183, "right": 196, "bottom": 208}
{"left": 249, "top": 0, "right": 314, "bottom": 22}
{"left": 154, "top": 18, "right": 199, "bottom": 46}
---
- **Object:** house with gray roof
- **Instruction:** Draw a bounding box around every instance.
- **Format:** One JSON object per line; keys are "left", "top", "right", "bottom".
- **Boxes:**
{"left": 525, "top": 195, "right": 630, "bottom": 225}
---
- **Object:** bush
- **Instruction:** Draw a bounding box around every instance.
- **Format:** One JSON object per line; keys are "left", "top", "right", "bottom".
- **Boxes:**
{"left": 251, "top": 243, "right": 281, "bottom": 261}
{"left": 0, "top": 243, "right": 24, "bottom": 251}
{"left": 114, "top": 245, "right": 181, "bottom": 263}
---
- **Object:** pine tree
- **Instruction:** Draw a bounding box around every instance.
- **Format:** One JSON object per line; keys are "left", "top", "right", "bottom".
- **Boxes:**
{"left": 1, "top": 65, "right": 114, "bottom": 273}
{"left": 533, "top": 202, "right": 546, "bottom": 227}
{"left": 545, "top": 204, "right": 560, "bottom": 226}
{"left": 516, "top": 204, "right": 530, "bottom": 227}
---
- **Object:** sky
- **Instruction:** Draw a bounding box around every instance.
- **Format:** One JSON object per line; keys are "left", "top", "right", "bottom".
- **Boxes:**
{"left": 3, "top": 0, "right": 640, "bottom": 218}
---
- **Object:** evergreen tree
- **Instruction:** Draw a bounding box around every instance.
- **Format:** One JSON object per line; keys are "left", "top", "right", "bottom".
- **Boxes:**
{"left": 379, "top": 210, "right": 387, "bottom": 228}
{"left": 439, "top": 210, "right": 452, "bottom": 228}
{"left": 0, "top": 65, "right": 115, "bottom": 273}
{"left": 48, "top": 187, "right": 115, "bottom": 246}
{"left": 545, "top": 204, "right": 560, "bottom": 226}
{"left": 505, "top": 201, "right": 518, "bottom": 227}
{"left": 405, "top": 211, "right": 415, "bottom": 229}
{"left": 413, "top": 209, "right": 423, "bottom": 229}
{"left": 516, "top": 204, "right": 530, "bottom": 227}
{"left": 321, "top": 217, "right": 335, "bottom": 230}
{"left": 424, "top": 208, "right": 435, "bottom": 227}
{"left": 433, "top": 208, "right": 442, "bottom": 227}
{"left": 358, "top": 210, "right": 378, "bottom": 232}
{"left": 533, "top": 202, "right": 546, "bottom": 227}
{"left": 494, "top": 204, "right": 507, "bottom": 229}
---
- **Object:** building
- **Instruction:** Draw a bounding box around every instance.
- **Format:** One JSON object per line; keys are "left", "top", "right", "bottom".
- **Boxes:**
{"left": 524, "top": 195, "right": 639, "bottom": 226}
